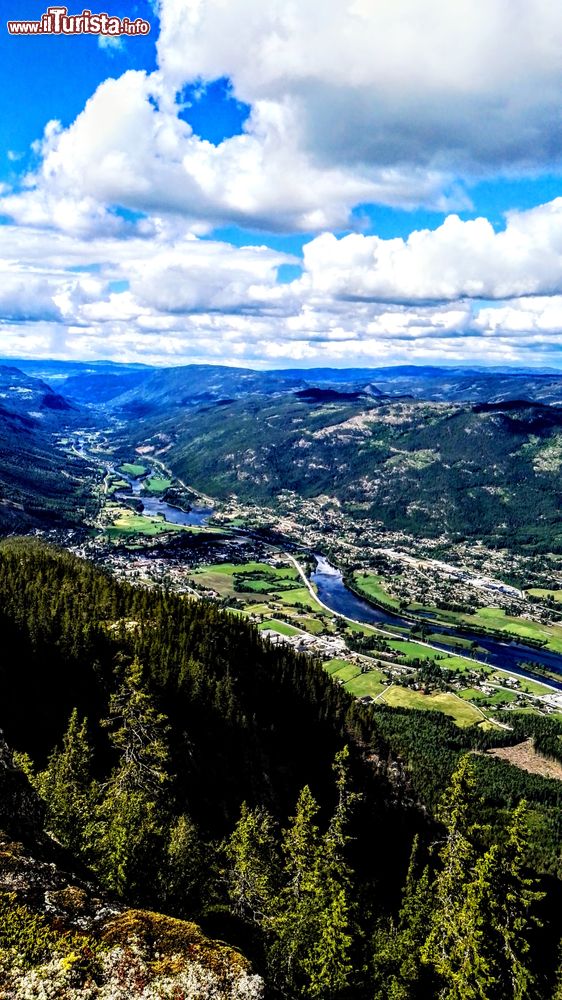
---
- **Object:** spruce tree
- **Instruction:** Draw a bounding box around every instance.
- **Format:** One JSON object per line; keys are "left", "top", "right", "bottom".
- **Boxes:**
{"left": 476, "top": 802, "right": 543, "bottom": 1000}
{"left": 225, "top": 802, "right": 280, "bottom": 928}
{"left": 34, "top": 708, "right": 95, "bottom": 857}
{"left": 272, "top": 760, "right": 356, "bottom": 999}
{"left": 94, "top": 660, "right": 171, "bottom": 899}
{"left": 163, "top": 813, "right": 208, "bottom": 918}
{"left": 421, "top": 755, "right": 491, "bottom": 999}
{"left": 373, "top": 836, "right": 436, "bottom": 1000}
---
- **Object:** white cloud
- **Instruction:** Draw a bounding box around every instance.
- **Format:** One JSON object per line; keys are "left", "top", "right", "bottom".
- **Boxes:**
{"left": 6, "top": 0, "right": 562, "bottom": 235}
{"left": 3, "top": 2, "right": 562, "bottom": 368}
{"left": 98, "top": 34, "right": 125, "bottom": 55}
{"left": 157, "top": 0, "right": 562, "bottom": 175}
{"left": 0, "top": 71, "right": 450, "bottom": 235}
{"left": 301, "top": 200, "right": 562, "bottom": 302}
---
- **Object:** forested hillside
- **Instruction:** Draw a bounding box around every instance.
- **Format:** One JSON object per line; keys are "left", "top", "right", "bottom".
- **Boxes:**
{"left": 0, "top": 365, "right": 96, "bottom": 530}
{"left": 130, "top": 393, "right": 562, "bottom": 552}
{"left": 2, "top": 538, "right": 562, "bottom": 997}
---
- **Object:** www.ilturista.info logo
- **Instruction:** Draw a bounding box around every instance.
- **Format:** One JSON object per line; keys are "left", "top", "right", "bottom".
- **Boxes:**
{"left": 7, "top": 6, "right": 150, "bottom": 34}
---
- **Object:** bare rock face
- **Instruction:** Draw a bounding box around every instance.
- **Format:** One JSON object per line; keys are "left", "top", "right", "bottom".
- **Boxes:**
{"left": 0, "top": 731, "right": 44, "bottom": 839}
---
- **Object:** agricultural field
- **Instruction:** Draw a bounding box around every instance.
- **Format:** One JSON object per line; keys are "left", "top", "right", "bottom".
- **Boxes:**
{"left": 527, "top": 588, "right": 562, "bottom": 603}
{"left": 118, "top": 462, "right": 147, "bottom": 477}
{"left": 258, "top": 619, "right": 301, "bottom": 637}
{"left": 185, "top": 557, "right": 560, "bottom": 726}
{"left": 457, "top": 687, "right": 519, "bottom": 707}
{"left": 323, "top": 659, "right": 388, "bottom": 698}
{"left": 352, "top": 572, "right": 402, "bottom": 609}
{"left": 142, "top": 475, "right": 173, "bottom": 494}
{"left": 105, "top": 508, "right": 185, "bottom": 538}
{"left": 415, "top": 604, "right": 562, "bottom": 653}
{"left": 378, "top": 686, "right": 486, "bottom": 727}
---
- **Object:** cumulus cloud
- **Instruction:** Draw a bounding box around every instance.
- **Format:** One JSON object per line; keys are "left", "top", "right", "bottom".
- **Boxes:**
{"left": 301, "top": 200, "right": 562, "bottom": 302}
{"left": 3, "top": 1, "right": 562, "bottom": 368}
{"left": 0, "top": 71, "right": 450, "bottom": 235}
{"left": 2, "top": 218, "right": 562, "bottom": 370}
{"left": 157, "top": 0, "right": 562, "bottom": 174}
{"left": 6, "top": 0, "right": 562, "bottom": 235}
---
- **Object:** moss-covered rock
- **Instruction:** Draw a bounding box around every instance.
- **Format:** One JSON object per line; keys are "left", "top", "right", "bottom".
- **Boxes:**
{"left": 0, "top": 743, "right": 265, "bottom": 999}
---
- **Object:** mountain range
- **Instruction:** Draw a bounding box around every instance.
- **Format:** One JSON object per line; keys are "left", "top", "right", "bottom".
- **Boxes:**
{"left": 2, "top": 359, "right": 562, "bottom": 550}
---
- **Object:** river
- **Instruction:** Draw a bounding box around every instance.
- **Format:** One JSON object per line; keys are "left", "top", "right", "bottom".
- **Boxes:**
{"left": 114, "top": 469, "right": 214, "bottom": 527}
{"left": 108, "top": 456, "right": 562, "bottom": 690}
{"left": 311, "top": 556, "right": 562, "bottom": 690}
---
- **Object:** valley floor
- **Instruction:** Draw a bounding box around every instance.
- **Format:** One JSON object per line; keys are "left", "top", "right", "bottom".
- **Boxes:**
{"left": 42, "top": 428, "right": 562, "bottom": 736}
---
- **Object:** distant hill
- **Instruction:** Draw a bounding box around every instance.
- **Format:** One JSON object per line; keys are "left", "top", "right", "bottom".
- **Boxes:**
{"left": 94, "top": 362, "right": 562, "bottom": 419}
{"left": 0, "top": 366, "right": 94, "bottom": 530}
{"left": 133, "top": 391, "right": 562, "bottom": 552}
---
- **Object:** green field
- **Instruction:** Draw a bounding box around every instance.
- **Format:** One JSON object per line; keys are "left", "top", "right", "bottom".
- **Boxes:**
{"left": 352, "top": 572, "right": 401, "bottom": 609}
{"left": 118, "top": 462, "right": 147, "bottom": 478}
{"left": 106, "top": 477, "right": 130, "bottom": 496}
{"left": 380, "top": 686, "right": 485, "bottom": 726}
{"left": 192, "top": 561, "right": 304, "bottom": 600}
{"left": 426, "top": 633, "right": 486, "bottom": 653}
{"left": 527, "top": 588, "right": 562, "bottom": 603}
{"left": 345, "top": 670, "right": 388, "bottom": 699}
{"left": 258, "top": 619, "right": 301, "bottom": 637}
{"left": 106, "top": 510, "right": 184, "bottom": 538}
{"left": 489, "top": 672, "right": 552, "bottom": 696}
{"left": 458, "top": 687, "right": 518, "bottom": 707}
{"left": 292, "top": 615, "right": 328, "bottom": 634}
{"left": 143, "top": 476, "right": 173, "bottom": 494}
{"left": 387, "top": 639, "right": 448, "bottom": 662}
{"left": 328, "top": 661, "right": 363, "bottom": 683}
{"left": 324, "top": 659, "right": 388, "bottom": 698}
{"left": 277, "top": 586, "right": 321, "bottom": 610}
{"left": 414, "top": 604, "right": 562, "bottom": 653}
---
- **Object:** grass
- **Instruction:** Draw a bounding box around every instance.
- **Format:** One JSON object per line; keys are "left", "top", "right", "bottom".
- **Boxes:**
{"left": 324, "top": 659, "right": 388, "bottom": 698}
{"left": 118, "top": 462, "right": 147, "bottom": 478}
{"left": 143, "top": 476, "right": 173, "bottom": 494}
{"left": 379, "top": 686, "right": 485, "bottom": 727}
{"left": 458, "top": 687, "right": 519, "bottom": 706}
{"left": 345, "top": 670, "right": 388, "bottom": 698}
{"left": 106, "top": 511, "right": 184, "bottom": 538}
{"left": 324, "top": 658, "right": 353, "bottom": 675}
{"left": 192, "top": 562, "right": 304, "bottom": 601}
{"left": 352, "top": 572, "right": 401, "bottom": 609}
{"left": 387, "top": 639, "right": 448, "bottom": 662}
{"left": 277, "top": 587, "right": 321, "bottom": 610}
{"left": 527, "top": 588, "right": 562, "bottom": 603}
{"left": 328, "top": 662, "right": 363, "bottom": 683}
{"left": 439, "top": 655, "right": 486, "bottom": 674}
{"left": 489, "top": 672, "right": 552, "bottom": 696}
{"left": 106, "top": 478, "right": 130, "bottom": 496}
{"left": 426, "top": 633, "right": 487, "bottom": 653}
{"left": 292, "top": 615, "right": 326, "bottom": 634}
{"left": 415, "top": 604, "right": 562, "bottom": 653}
{"left": 258, "top": 619, "right": 301, "bottom": 637}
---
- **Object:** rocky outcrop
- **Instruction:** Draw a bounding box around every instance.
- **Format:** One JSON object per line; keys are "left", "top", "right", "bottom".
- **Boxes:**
{"left": 0, "top": 739, "right": 264, "bottom": 999}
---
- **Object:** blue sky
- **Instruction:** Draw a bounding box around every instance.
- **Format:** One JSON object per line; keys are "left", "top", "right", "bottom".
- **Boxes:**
{"left": 2, "top": 0, "right": 562, "bottom": 368}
